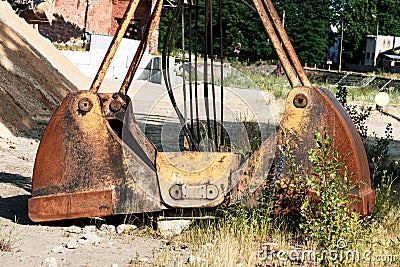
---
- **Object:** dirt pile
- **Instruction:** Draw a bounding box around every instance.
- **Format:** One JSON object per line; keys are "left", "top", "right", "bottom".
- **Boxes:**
{"left": 0, "top": 2, "right": 89, "bottom": 136}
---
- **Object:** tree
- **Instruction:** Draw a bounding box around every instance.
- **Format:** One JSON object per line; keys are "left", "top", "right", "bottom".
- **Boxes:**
{"left": 331, "top": 0, "right": 400, "bottom": 65}
{"left": 275, "top": 0, "right": 332, "bottom": 66}
{"left": 158, "top": 0, "right": 274, "bottom": 63}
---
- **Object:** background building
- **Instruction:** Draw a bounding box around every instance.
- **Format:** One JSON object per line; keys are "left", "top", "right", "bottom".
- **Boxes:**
{"left": 38, "top": 0, "right": 159, "bottom": 54}
{"left": 364, "top": 35, "right": 400, "bottom": 68}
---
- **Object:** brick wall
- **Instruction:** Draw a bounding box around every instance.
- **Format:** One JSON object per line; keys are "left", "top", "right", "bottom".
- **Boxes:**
{"left": 53, "top": 0, "right": 112, "bottom": 34}
{"left": 38, "top": 0, "right": 159, "bottom": 53}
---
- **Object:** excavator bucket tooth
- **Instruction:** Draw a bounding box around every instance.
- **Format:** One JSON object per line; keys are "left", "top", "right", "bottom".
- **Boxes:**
{"left": 28, "top": 90, "right": 162, "bottom": 222}
{"left": 276, "top": 86, "right": 375, "bottom": 216}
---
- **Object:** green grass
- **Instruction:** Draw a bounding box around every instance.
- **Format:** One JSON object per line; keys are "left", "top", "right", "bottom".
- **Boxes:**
{"left": 229, "top": 64, "right": 400, "bottom": 105}
{"left": 151, "top": 64, "right": 400, "bottom": 266}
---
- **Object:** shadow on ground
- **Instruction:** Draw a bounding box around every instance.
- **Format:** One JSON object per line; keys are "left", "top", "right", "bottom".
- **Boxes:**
{"left": 0, "top": 172, "right": 31, "bottom": 224}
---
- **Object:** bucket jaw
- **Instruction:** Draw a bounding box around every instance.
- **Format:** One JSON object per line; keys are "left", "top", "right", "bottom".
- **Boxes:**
{"left": 276, "top": 86, "right": 375, "bottom": 216}
{"left": 28, "top": 91, "right": 162, "bottom": 222}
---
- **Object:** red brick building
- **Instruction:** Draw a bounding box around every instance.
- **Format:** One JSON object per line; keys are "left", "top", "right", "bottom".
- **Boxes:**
{"left": 39, "top": 0, "right": 159, "bottom": 54}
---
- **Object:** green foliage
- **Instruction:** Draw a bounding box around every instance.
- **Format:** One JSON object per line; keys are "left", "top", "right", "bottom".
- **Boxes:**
{"left": 335, "top": 85, "right": 371, "bottom": 139}
{"left": 158, "top": 0, "right": 274, "bottom": 63}
{"left": 368, "top": 123, "right": 394, "bottom": 185}
{"left": 300, "top": 130, "right": 362, "bottom": 250}
{"left": 331, "top": 0, "right": 400, "bottom": 64}
{"left": 159, "top": 0, "right": 400, "bottom": 67}
{"left": 274, "top": 136, "right": 308, "bottom": 214}
{"left": 373, "top": 170, "right": 398, "bottom": 221}
{"left": 274, "top": 0, "right": 332, "bottom": 66}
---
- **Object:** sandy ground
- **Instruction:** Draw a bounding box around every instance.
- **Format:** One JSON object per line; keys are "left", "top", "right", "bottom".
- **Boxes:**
{"left": 0, "top": 2, "right": 89, "bottom": 136}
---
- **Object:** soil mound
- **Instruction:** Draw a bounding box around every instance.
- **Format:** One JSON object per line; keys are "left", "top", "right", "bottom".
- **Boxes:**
{"left": 0, "top": 2, "right": 89, "bottom": 136}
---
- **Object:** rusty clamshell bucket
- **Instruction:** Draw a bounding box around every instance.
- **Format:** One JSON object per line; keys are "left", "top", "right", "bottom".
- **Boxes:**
{"left": 28, "top": 0, "right": 375, "bottom": 222}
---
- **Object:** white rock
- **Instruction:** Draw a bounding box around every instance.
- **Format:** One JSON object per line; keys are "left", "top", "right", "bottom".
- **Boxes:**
{"left": 81, "top": 232, "right": 103, "bottom": 245}
{"left": 157, "top": 220, "right": 191, "bottom": 238}
{"left": 116, "top": 224, "right": 137, "bottom": 234}
{"left": 84, "top": 225, "right": 97, "bottom": 232}
{"left": 66, "top": 239, "right": 78, "bottom": 249}
{"left": 111, "top": 264, "right": 118, "bottom": 267}
{"left": 62, "top": 225, "right": 82, "bottom": 234}
{"left": 51, "top": 245, "right": 64, "bottom": 253}
{"left": 42, "top": 257, "right": 57, "bottom": 267}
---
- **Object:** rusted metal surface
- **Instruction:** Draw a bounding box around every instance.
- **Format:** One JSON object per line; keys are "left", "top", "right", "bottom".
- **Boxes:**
{"left": 230, "top": 136, "right": 276, "bottom": 207}
{"left": 252, "top": 0, "right": 300, "bottom": 88}
{"left": 89, "top": 0, "right": 141, "bottom": 93}
{"left": 250, "top": 0, "right": 374, "bottom": 215}
{"left": 263, "top": 0, "right": 311, "bottom": 86}
{"left": 277, "top": 86, "right": 375, "bottom": 215}
{"left": 252, "top": 0, "right": 311, "bottom": 87}
{"left": 28, "top": 190, "right": 113, "bottom": 222}
{"left": 156, "top": 151, "right": 241, "bottom": 208}
{"left": 119, "top": 0, "right": 164, "bottom": 95}
{"left": 29, "top": 91, "right": 161, "bottom": 222}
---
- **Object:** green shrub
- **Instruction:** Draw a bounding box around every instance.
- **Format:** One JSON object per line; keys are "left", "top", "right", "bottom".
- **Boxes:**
{"left": 300, "top": 129, "right": 362, "bottom": 251}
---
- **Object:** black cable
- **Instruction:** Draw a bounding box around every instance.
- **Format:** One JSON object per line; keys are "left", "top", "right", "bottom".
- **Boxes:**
{"left": 219, "top": 0, "right": 224, "bottom": 149}
{"left": 209, "top": 0, "right": 218, "bottom": 150}
{"left": 204, "top": 0, "right": 212, "bottom": 149}
{"left": 162, "top": 5, "right": 198, "bottom": 150}
{"left": 188, "top": 0, "right": 194, "bottom": 138}
{"left": 194, "top": 0, "right": 200, "bottom": 141}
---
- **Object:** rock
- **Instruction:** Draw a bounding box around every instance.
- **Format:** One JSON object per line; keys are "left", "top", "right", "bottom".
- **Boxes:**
{"left": 157, "top": 220, "right": 191, "bottom": 238}
{"left": 62, "top": 225, "right": 82, "bottom": 234}
{"left": 66, "top": 239, "right": 78, "bottom": 249}
{"left": 42, "top": 257, "right": 57, "bottom": 267}
{"left": 111, "top": 264, "right": 118, "bottom": 267}
{"left": 100, "top": 224, "right": 116, "bottom": 233}
{"left": 116, "top": 224, "right": 137, "bottom": 234}
{"left": 51, "top": 245, "right": 64, "bottom": 253}
{"left": 80, "top": 232, "right": 103, "bottom": 245}
{"left": 84, "top": 225, "right": 97, "bottom": 232}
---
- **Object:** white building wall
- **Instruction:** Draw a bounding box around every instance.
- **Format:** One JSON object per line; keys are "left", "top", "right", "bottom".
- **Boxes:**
{"left": 365, "top": 35, "right": 400, "bottom": 66}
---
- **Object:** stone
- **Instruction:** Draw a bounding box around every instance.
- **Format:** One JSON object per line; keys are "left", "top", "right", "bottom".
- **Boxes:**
{"left": 116, "top": 224, "right": 137, "bottom": 234}
{"left": 66, "top": 239, "right": 78, "bottom": 249}
{"left": 80, "top": 232, "right": 103, "bottom": 245}
{"left": 157, "top": 220, "right": 191, "bottom": 238}
{"left": 84, "top": 225, "right": 96, "bottom": 232}
{"left": 62, "top": 225, "right": 82, "bottom": 234}
{"left": 51, "top": 245, "right": 64, "bottom": 253}
{"left": 111, "top": 264, "right": 118, "bottom": 267}
{"left": 42, "top": 257, "right": 57, "bottom": 267}
{"left": 100, "top": 224, "right": 116, "bottom": 233}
